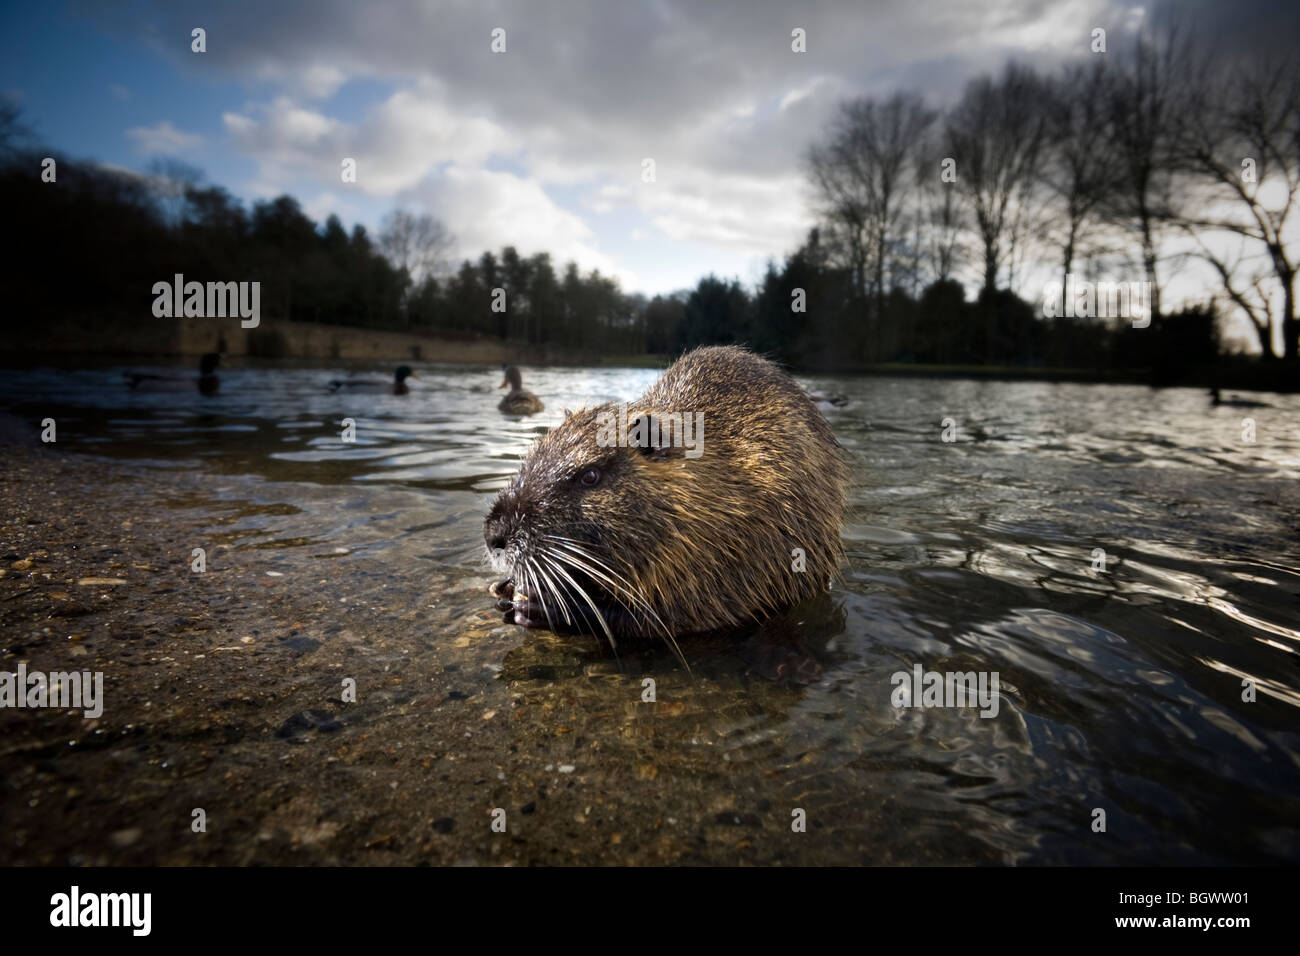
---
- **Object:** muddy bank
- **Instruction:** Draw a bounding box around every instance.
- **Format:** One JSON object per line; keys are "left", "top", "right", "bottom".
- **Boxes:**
{"left": 0, "top": 433, "right": 847, "bottom": 866}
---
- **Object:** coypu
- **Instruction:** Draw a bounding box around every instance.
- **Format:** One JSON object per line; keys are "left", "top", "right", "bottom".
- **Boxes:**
{"left": 484, "top": 345, "right": 847, "bottom": 663}
{"left": 498, "top": 365, "right": 544, "bottom": 415}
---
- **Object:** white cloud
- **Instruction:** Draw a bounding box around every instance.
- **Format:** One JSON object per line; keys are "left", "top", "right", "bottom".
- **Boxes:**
{"left": 780, "top": 76, "right": 832, "bottom": 112}
{"left": 224, "top": 82, "right": 513, "bottom": 197}
{"left": 642, "top": 170, "right": 807, "bottom": 255}
{"left": 584, "top": 182, "right": 633, "bottom": 214}
{"left": 298, "top": 64, "right": 347, "bottom": 99}
{"left": 409, "top": 166, "right": 636, "bottom": 289}
{"left": 300, "top": 189, "right": 366, "bottom": 225}
{"left": 221, "top": 73, "right": 808, "bottom": 289}
{"left": 126, "top": 120, "right": 203, "bottom": 155}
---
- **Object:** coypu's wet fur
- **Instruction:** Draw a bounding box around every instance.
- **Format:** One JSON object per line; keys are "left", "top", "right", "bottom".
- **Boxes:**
{"left": 484, "top": 345, "right": 846, "bottom": 661}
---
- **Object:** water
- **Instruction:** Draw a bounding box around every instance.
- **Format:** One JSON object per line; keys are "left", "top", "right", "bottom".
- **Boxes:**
{"left": 3, "top": 360, "right": 1299, "bottom": 864}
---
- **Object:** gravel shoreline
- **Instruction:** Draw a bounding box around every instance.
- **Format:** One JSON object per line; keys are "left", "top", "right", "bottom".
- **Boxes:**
{"left": 0, "top": 421, "right": 805, "bottom": 865}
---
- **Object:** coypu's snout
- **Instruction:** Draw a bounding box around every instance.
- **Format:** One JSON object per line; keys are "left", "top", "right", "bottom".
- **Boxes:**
{"left": 483, "top": 495, "right": 514, "bottom": 565}
{"left": 484, "top": 485, "right": 559, "bottom": 630}
{"left": 484, "top": 519, "right": 510, "bottom": 559}
{"left": 484, "top": 485, "right": 537, "bottom": 576}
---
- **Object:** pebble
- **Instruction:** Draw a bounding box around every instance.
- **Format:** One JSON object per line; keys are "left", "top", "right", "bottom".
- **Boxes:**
{"left": 109, "top": 828, "right": 142, "bottom": 847}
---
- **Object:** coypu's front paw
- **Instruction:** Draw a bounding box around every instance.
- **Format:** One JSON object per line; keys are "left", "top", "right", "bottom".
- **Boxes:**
{"left": 488, "top": 578, "right": 547, "bottom": 628}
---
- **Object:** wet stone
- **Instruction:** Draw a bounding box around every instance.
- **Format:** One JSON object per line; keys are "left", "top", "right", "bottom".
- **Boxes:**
{"left": 280, "top": 636, "right": 322, "bottom": 653}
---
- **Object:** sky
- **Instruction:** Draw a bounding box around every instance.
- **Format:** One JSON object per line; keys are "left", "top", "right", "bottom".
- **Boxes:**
{"left": 0, "top": 0, "right": 1295, "bottom": 315}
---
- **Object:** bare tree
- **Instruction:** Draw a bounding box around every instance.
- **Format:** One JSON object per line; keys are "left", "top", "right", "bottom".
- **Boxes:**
{"left": 1188, "top": 232, "right": 1283, "bottom": 357}
{"left": 916, "top": 133, "right": 965, "bottom": 284}
{"left": 1040, "top": 60, "right": 1121, "bottom": 299}
{"left": 1103, "top": 23, "right": 1194, "bottom": 322}
{"left": 807, "top": 130, "right": 868, "bottom": 300}
{"left": 943, "top": 62, "right": 1048, "bottom": 299}
{"left": 0, "top": 101, "right": 31, "bottom": 158}
{"left": 145, "top": 158, "right": 204, "bottom": 228}
{"left": 378, "top": 209, "right": 455, "bottom": 283}
{"left": 1175, "top": 52, "right": 1300, "bottom": 359}
{"left": 807, "top": 91, "right": 936, "bottom": 317}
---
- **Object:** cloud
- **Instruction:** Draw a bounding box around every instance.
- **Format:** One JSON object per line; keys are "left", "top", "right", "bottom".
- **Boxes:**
{"left": 779, "top": 76, "right": 832, "bottom": 112}
{"left": 584, "top": 183, "right": 633, "bottom": 215}
{"left": 297, "top": 64, "right": 347, "bottom": 99}
{"left": 407, "top": 166, "right": 637, "bottom": 288}
{"left": 125, "top": 120, "right": 203, "bottom": 155}
{"left": 643, "top": 169, "right": 807, "bottom": 254}
{"left": 98, "top": 3, "right": 1114, "bottom": 261}
{"left": 224, "top": 82, "right": 513, "bottom": 197}
{"left": 81, "top": 0, "right": 1297, "bottom": 294}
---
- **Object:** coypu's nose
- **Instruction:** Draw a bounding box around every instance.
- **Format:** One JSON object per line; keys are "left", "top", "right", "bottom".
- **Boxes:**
{"left": 485, "top": 512, "right": 509, "bottom": 552}
{"left": 486, "top": 491, "right": 522, "bottom": 553}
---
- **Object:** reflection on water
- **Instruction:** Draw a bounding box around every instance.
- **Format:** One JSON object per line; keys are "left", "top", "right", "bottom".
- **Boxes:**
{"left": 3, "top": 360, "right": 1299, "bottom": 864}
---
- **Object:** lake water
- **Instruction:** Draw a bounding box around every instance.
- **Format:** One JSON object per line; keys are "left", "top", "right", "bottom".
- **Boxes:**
{"left": 3, "top": 359, "right": 1299, "bottom": 864}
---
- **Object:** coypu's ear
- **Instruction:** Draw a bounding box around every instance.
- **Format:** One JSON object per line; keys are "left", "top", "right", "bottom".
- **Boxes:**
{"left": 628, "top": 412, "right": 686, "bottom": 460}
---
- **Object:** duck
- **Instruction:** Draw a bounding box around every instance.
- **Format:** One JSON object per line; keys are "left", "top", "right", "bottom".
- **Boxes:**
{"left": 197, "top": 352, "right": 221, "bottom": 395}
{"left": 498, "top": 365, "right": 544, "bottom": 415}
{"left": 125, "top": 352, "right": 221, "bottom": 395}
{"left": 329, "top": 365, "right": 418, "bottom": 395}
{"left": 1210, "top": 387, "right": 1270, "bottom": 409}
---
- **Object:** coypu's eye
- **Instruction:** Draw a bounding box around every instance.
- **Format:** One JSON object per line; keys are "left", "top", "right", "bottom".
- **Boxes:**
{"left": 578, "top": 467, "right": 601, "bottom": 487}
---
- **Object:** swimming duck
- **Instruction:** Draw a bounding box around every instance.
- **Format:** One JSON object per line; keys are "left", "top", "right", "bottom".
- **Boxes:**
{"left": 498, "top": 365, "right": 544, "bottom": 415}
{"left": 330, "top": 365, "right": 418, "bottom": 395}
{"left": 198, "top": 352, "right": 220, "bottom": 395}
{"left": 125, "top": 352, "right": 220, "bottom": 395}
{"left": 1210, "top": 387, "right": 1270, "bottom": 409}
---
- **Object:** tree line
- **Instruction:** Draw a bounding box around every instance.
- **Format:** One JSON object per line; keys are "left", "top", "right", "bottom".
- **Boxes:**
{"left": 2, "top": 16, "right": 1296, "bottom": 376}
{"left": 0, "top": 139, "right": 644, "bottom": 355}
{"left": 798, "top": 20, "right": 1298, "bottom": 367}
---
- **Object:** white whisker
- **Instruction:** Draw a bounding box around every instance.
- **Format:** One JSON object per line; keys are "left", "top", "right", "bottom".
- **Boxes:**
{"left": 542, "top": 540, "right": 689, "bottom": 672}
{"left": 543, "top": 556, "right": 619, "bottom": 653}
